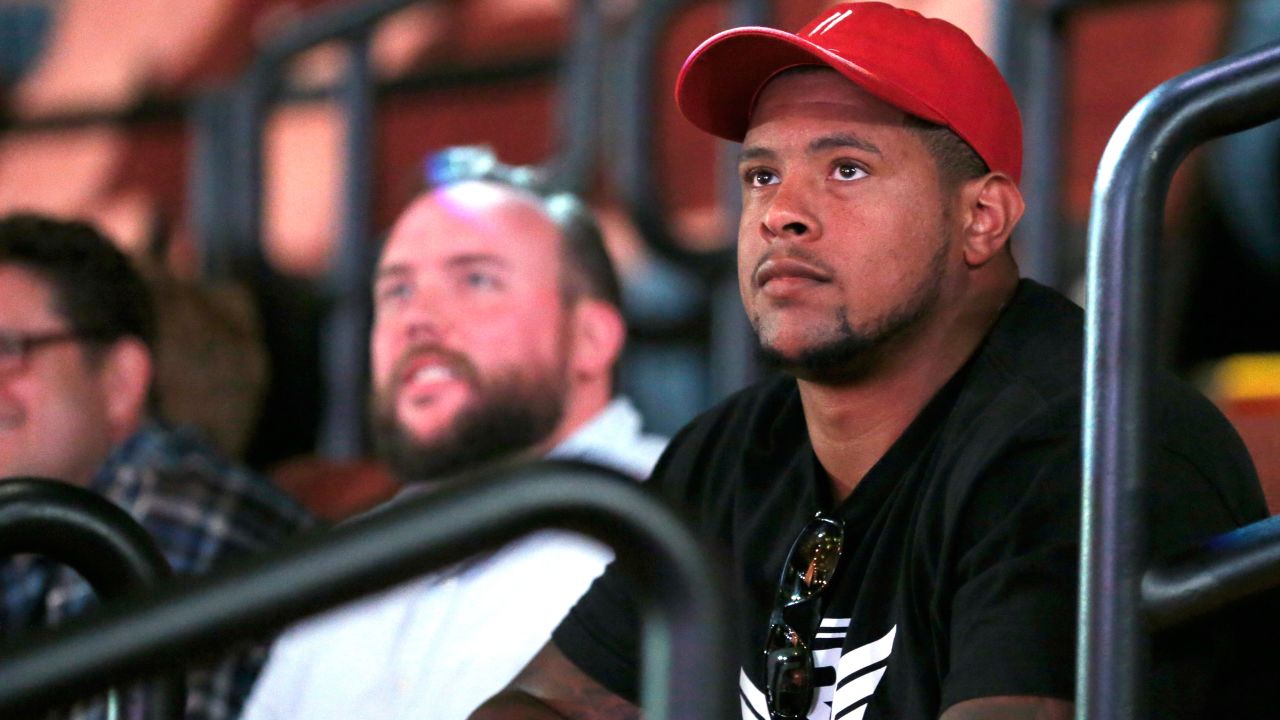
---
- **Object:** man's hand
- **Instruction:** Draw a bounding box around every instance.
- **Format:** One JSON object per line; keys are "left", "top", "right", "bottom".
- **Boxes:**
{"left": 939, "top": 696, "right": 1073, "bottom": 720}
{"left": 469, "top": 642, "right": 640, "bottom": 720}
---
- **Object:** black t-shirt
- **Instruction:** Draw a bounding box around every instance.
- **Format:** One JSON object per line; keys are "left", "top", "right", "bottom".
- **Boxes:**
{"left": 552, "top": 280, "right": 1272, "bottom": 719}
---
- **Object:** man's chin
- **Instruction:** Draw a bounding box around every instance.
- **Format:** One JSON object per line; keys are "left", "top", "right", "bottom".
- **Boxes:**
{"left": 395, "top": 418, "right": 454, "bottom": 447}
{"left": 758, "top": 335, "right": 879, "bottom": 384}
{"left": 394, "top": 402, "right": 466, "bottom": 444}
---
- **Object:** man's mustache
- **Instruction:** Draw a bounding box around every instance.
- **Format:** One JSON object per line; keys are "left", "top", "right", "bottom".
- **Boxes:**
{"left": 751, "top": 245, "right": 837, "bottom": 285}
{"left": 389, "top": 344, "right": 480, "bottom": 392}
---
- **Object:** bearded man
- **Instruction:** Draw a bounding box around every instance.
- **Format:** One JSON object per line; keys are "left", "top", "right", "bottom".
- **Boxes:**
{"left": 240, "top": 148, "right": 667, "bottom": 720}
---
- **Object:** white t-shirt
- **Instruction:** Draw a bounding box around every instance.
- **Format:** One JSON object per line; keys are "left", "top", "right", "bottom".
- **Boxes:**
{"left": 240, "top": 398, "right": 667, "bottom": 720}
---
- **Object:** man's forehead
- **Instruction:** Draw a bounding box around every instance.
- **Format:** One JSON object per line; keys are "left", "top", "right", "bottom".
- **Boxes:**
{"left": 378, "top": 183, "right": 558, "bottom": 268}
{"left": 400, "top": 182, "right": 535, "bottom": 228}
{"left": 745, "top": 68, "right": 908, "bottom": 138}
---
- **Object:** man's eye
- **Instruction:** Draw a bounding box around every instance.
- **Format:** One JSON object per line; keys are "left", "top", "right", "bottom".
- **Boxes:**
{"left": 375, "top": 282, "right": 411, "bottom": 303}
{"left": 464, "top": 272, "right": 499, "bottom": 290}
{"left": 831, "top": 163, "right": 867, "bottom": 182}
{"left": 744, "top": 168, "right": 779, "bottom": 187}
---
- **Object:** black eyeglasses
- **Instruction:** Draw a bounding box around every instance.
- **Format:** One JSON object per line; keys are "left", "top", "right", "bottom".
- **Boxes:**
{"left": 764, "top": 513, "right": 844, "bottom": 720}
{"left": 0, "top": 330, "right": 89, "bottom": 375}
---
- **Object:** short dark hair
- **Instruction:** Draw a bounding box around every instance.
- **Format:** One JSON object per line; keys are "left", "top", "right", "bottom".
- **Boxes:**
{"left": 423, "top": 146, "right": 623, "bottom": 310}
{"left": 0, "top": 213, "right": 157, "bottom": 356}
{"left": 904, "top": 115, "right": 990, "bottom": 189}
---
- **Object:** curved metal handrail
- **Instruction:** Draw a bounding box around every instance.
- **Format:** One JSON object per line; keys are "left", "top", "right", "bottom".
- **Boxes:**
{"left": 1142, "top": 514, "right": 1280, "bottom": 630}
{"left": 1080, "top": 37, "right": 1280, "bottom": 720}
{"left": 0, "top": 478, "right": 184, "bottom": 720}
{"left": 611, "top": 0, "right": 767, "bottom": 276}
{"left": 0, "top": 461, "right": 736, "bottom": 720}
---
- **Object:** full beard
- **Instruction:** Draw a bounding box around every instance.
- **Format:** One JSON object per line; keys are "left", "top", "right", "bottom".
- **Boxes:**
{"left": 370, "top": 362, "right": 567, "bottom": 484}
{"left": 755, "top": 236, "right": 951, "bottom": 385}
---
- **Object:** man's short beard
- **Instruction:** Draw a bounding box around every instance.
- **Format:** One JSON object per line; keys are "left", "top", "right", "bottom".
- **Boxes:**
{"left": 757, "top": 307, "right": 924, "bottom": 383}
{"left": 757, "top": 310, "right": 881, "bottom": 383}
{"left": 756, "top": 238, "right": 950, "bottom": 384}
{"left": 370, "top": 370, "right": 567, "bottom": 483}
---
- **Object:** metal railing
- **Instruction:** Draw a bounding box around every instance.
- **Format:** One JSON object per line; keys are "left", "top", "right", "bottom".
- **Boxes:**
{"left": 0, "top": 462, "right": 736, "bottom": 720}
{"left": 1079, "top": 36, "right": 1280, "bottom": 720}
{"left": 0, "top": 478, "right": 183, "bottom": 720}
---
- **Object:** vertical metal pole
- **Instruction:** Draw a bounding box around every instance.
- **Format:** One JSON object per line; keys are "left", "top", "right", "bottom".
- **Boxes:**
{"left": 1079, "top": 108, "right": 1155, "bottom": 719}
{"left": 231, "top": 73, "right": 270, "bottom": 281}
{"left": 548, "top": 0, "right": 602, "bottom": 196}
{"left": 188, "top": 89, "right": 237, "bottom": 280}
{"left": 707, "top": 0, "right": 771, "bottom": 400}
{"left": 1080, "top": 39, "right": 1280, "bottom": 716}
{"left": 318, "top": 34, "right": 376, "bottom": 459}
{"left": 1009, "top": 1, "right": 1068, "bottom": 291}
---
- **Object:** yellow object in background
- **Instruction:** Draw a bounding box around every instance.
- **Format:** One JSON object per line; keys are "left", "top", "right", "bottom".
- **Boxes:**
{"left": 1210, "top": 353, "right": 1280, "bottom": 404}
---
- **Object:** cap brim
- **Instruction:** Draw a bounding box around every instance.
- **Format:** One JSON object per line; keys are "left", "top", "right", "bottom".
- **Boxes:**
{"left": 675, "top": 26, "right": 947, "bottom": 142}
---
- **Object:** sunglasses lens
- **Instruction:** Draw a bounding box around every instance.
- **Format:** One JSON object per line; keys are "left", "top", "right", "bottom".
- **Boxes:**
{"left": 764, "top": 514, "right": 843, "bottom": 720}
{"left": 765, "top": 625, "right": 815, "bottom": 719}
{"left": 779, "top": 517, "right": 844, "bottom": 605}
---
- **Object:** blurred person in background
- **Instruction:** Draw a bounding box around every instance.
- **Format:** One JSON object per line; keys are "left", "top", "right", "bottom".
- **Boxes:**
{"left": 240, "top": 147, "right": 667, "bottom": 720}
{"left": 0, "top": 212, "right": 314, "bottom": 720}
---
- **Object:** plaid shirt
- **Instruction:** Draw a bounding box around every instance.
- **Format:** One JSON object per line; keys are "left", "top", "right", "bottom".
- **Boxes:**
{"left": 0, "top": 421, "right": 315, "bottom": 720}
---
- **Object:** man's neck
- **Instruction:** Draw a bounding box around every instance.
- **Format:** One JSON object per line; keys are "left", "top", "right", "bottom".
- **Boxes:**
{"left": 799, "top": 279, "right": 1016, "bottom": 503}
{"left": 540, "top": 381, "right": 614, "bottom": 455}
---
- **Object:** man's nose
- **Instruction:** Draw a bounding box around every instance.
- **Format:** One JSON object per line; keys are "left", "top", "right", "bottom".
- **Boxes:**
{"left": 400, "top": 287, "right": 452, "bottom": 346}
{"left": 760, "top": 180, "right": 820, "bottom": 242}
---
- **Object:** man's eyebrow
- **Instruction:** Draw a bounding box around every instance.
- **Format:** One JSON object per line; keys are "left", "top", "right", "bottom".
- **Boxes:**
{"left": 809, "top": 133, "right": 882, "bottom": 156}
{"left": 374, "top": 263, "right": 411, "bottom": 282}
{"left": 445, "top": 253, "right": 509, "bottom": 270}
{"left": 737, "top": 133, "right": 883, "bottom": 165}
{"left": 738, "top": 145, "right": 777, "bottom": 165}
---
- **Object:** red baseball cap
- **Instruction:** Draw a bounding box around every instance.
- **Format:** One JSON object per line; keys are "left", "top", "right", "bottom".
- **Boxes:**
{"left": 674, "top": 2, "right": 1022, "bottom": 183}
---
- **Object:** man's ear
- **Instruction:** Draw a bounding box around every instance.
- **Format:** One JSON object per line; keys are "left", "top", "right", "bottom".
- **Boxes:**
{"left": 569, "top": 298, "right": 625, "bottom": 383}
{"left": 99, "top": 338, "right": 153, "bottom": 442}
{"left": 960, "top": 173, "right": 1025, "bottom": 268}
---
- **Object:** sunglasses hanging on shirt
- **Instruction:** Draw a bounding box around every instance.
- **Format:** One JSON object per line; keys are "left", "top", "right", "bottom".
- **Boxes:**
{"left": 763, "top": 512, "right": 845, "bottom": 720}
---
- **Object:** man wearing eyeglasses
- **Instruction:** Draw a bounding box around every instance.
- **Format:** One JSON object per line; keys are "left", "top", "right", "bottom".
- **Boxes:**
{"left": 0, "top": 213, "right": 313, "bottom": 719}
{"left": 472, "top": 4, "right": 1271, "bottom": 720}
{"left": 239, "top": 148, "right": 668, "bottom": 720}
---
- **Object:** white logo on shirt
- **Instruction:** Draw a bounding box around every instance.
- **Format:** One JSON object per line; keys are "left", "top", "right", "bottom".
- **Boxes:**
{"left": 740, "top": 621, "right": 897, "bottom": 719}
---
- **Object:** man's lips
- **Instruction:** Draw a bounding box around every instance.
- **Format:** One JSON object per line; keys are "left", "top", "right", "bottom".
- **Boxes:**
{"left": 394, "top": 348, "right": 475, "bottom": 398}
{"left": 401, "top": 359, "right": 460, "bottom": 387}
{"left": 754, "top": 256, "right": 833, "bottom": 289}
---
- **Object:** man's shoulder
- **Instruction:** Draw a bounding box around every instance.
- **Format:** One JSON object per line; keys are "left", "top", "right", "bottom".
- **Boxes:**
{"left": 646, "top": 374, "right": 805, "bottom": 506}
{"left": 970, "top": 280, "right": 1085, "bottom": 409}
{"left": 671, "top": 373, "right": 803, "bottom": 456}
{"left": 935, "top": 281, "right": 1088, "bottom": 461}
{"left": 1149, "top": 373, "right": 1267, "bottom": 525}
{"left": 945, "top": 280, "right": 1264, "bottom": 526}
{"left": 101, "top": 422, "right": 314, "bottom": 563}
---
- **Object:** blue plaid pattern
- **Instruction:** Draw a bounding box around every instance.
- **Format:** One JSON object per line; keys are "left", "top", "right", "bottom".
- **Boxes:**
{"left": 0, "top": 421, "right": 315, "bottom": 719}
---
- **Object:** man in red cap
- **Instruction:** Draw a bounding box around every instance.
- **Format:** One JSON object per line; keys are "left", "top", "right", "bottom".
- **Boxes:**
{"left": 471, "top": 4, "right": 1268, "bottom": 719}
